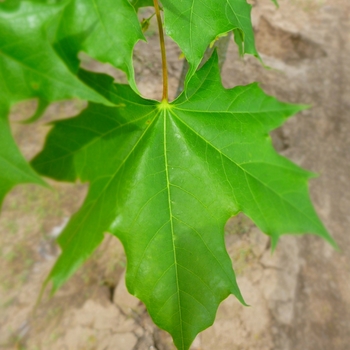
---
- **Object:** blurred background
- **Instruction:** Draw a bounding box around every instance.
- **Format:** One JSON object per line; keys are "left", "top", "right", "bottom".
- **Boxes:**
{"left": 0, "top": 0, "right": 349, "bottom": 348}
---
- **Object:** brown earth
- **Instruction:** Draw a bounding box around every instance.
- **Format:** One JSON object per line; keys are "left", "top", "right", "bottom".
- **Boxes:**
{"left": 0, "top": 0, "right": 350, "bottom": 349}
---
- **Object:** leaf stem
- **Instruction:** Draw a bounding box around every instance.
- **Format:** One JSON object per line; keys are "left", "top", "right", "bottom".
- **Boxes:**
{"left": 153, "top": 0, "right": 168, "bottom": 102}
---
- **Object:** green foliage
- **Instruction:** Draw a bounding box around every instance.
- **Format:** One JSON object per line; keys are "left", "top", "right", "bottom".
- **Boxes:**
{"left": 130, "top": 0, "right": 154, "bottom": 9}
{"left": 160, "top": 0, "right": 259, "bottom": 79}
{"left": 0, "top": 1, "right": 112, "bottom": 105}
{"left": 0, "top": 106, "right": 45, "bottom": 206}
{"left": 0, "top": 0, "right": 334, "bottom": 349}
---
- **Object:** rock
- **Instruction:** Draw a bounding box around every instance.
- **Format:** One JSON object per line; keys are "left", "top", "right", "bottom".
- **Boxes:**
{"left": 73, "top": 299, "right": 121, "bottom": 331}
{"left": 190, "top": 335, "right": 202, "bottom": 349}
{"left": 134, "top": 331, "right": 155, "bottom": 349}
{"left": 113, "top": 270, "right": 142, "bottom": 316}
{"left": 107, "top": 333, "right": 138, "bottom": 350}
{"left": 73, "top": 298, "right": 137, "bottom": 333}
{"left": 62, "top": 325, "right": 98, "bottom": 349}
{"left": 260, "top": 236, "right": 301, "bottom": 325}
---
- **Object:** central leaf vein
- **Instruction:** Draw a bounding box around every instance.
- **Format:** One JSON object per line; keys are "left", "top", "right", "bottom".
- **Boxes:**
{"left": 163, "top": 109, "right": 184, "bottom": 348}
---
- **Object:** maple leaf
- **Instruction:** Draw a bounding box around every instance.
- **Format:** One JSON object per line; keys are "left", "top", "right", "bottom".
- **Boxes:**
{"left": 32, "top": 53, "right": 334, "bottom": 349}
{"left": 163, "top": 0, "right": 258, "bottom": 80}
{"left": 130, "top": 0, "right": 154, "bottom": 10}
{"left": 131, "top": 0, "right": 258, "bottom": 80}
{"left": 0, "top": 0, "right": 143, "bottom": 208}
{"left": 0, "top": 0, "right": 145, "bottom": 108}
{"left": 0, "top": 0, "right": 110, "bottom": 207}
{"left": 131, "top": 0, "right": 278, "bottom": 80}
{"left": 55, "top": 0, "right": 144, "bottom": 91}
{"left": 0, "top": 1, "right": 111, "bottom": 108}
{"left": 0, "top": 105, "right": 46, "bottom": 207}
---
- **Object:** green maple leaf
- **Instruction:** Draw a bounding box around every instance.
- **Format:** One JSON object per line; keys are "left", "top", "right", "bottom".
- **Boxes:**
{"left": 0, "top": 0, "right": 143, "bottom": 207}
{"left": 130, "top": 0, "right": 154, "bottom": 10}
{"left": 131, "top": 0, "right": 258, "bottom": 80}
{"left": 0, "top": 1, "right": 111, "bottom": 108}
{"left": 0, "top": 0, "right": 143, "bottom": 96}
{"left": 161, "top": 0, "right": 258, "bottom": 79}
{"left": 32, "top": 53, "right": 334, "bottom": 350}
{"left": 56, "top": 0, "right": 144, "bottom": 91}
{"left": 0, "top": 0, "right": 110, "bottom": 207}
{"left": 0, "top": 105, "right": 46, "bottom": 207}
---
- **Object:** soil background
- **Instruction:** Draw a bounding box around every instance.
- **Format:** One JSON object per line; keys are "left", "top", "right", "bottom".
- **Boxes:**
{"left": 1, "top": 0, "right": 350, "bottom": 349}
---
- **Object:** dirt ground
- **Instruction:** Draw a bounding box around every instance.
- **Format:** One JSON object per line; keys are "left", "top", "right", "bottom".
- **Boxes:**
{"left": 1, "top": 0, "right": 350, "bottom": 349}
